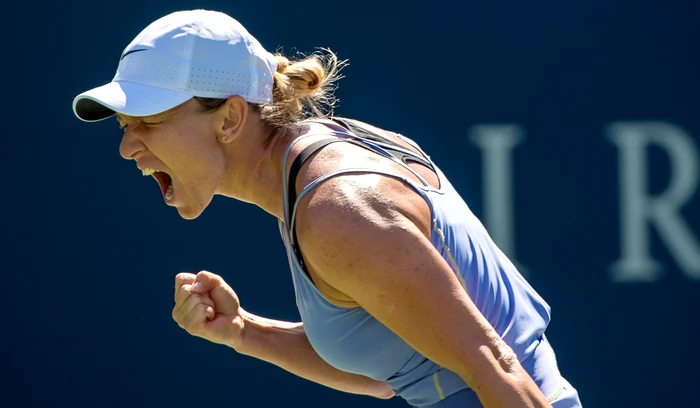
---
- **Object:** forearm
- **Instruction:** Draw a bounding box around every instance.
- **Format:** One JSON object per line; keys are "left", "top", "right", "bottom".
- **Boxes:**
{"left": 233, "top": 309, "right": 394, "bottom": 400}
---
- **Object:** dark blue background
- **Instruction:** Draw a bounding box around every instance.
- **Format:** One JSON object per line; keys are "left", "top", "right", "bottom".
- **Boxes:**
{"left": 6, "top": 1, "right": 699, "bottom": 407}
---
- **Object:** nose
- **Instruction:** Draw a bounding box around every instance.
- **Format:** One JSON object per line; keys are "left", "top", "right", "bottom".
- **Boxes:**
{"left": 119, "top": 130, "right": 146, "bottom": 160}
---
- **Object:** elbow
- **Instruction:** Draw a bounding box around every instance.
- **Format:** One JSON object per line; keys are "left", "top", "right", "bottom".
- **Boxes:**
{"left": 457, "top": 341, "right": 522, "bottom": 387}
{"left": 491, "top": 341, "right": 522, "bottom": 376}
{"left": 376, "top": 390, "right": 396, "bottom": 400}
{"left": 452, "top": 342, "right": 552, "bottom": 407}
{"left": 372, "top": 382, "right": 396, "bottom": 400}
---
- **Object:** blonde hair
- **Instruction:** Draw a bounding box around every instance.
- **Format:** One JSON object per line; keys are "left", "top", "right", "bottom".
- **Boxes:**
{"left": 195, "top": 48, "right": 346, "bottom": 132}
{"left": 263, "top": 49, "right": 345, "bottom": 126}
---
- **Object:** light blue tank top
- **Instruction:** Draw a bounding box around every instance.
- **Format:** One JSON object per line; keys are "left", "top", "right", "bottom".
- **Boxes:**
{"left": 278, "top": 120, "right": 566, "bottom": 407}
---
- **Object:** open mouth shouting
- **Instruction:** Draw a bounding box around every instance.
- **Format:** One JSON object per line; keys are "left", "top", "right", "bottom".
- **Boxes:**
{"left": 141, "top": 167, "right": 174, "bottom": 202}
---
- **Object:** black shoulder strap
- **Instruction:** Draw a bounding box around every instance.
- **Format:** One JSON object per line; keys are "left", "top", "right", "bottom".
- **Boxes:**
{"left": 287, "top": 138, "right": 341, "bottom": 222}
{"left": 286, "top": 137, "right": 342, "bottom": 268}
{"left": 331, "top": 117, "right": 387, "bottom": 144}
{"left": 331, "top": 117, "right": 432, "bottom": 167}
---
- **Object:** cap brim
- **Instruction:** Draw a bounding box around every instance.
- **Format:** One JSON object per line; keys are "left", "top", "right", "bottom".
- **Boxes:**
{"left": 72, "top": 81, "right": 194, "bottom": 122}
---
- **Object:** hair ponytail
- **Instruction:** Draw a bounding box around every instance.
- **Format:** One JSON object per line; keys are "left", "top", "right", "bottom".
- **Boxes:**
{"left": 258, "top": 49, "right": 346, "bottom": 127}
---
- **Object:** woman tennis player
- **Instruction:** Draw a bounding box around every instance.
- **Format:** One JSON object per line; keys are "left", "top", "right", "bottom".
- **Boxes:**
{"left": 72, "top": 9, "right": 582, "bottom": 408}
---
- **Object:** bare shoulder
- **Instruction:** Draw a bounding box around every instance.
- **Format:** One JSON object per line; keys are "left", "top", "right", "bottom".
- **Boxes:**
{"left": 293, "top": 162, "right": 433, "bottom": 245}
{"left": 288, "top": 121, "right": 435, "bottom": 240}
{"left": 293, "top": 172, "right": 431, "bottom": 293}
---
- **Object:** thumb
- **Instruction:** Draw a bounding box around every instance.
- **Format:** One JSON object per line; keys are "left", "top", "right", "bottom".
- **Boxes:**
{"left": 191, "top": 271, "right": 223, "bottom": 294}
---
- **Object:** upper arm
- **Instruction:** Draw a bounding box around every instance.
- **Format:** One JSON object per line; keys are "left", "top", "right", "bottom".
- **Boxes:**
{"left": 294, "top": 176, "right": 509, "bottom": 385}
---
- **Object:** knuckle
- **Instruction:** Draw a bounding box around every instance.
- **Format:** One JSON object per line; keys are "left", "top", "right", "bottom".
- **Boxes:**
{"left": 193, "top": 303, "right": 209, "bottom": 315}
{"left": 175, "top": 272, "right": 194, "bottom": 282}
{"left": 174, "top": 286, "right": 192, "bottom": 303}
{"left": 197, "top": 270, "right": 217, "bottom": 279}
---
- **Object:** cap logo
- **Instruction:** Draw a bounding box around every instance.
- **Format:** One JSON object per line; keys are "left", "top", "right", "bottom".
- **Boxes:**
{"left": 120, "top": 48, "right": 148, "bottom": 60}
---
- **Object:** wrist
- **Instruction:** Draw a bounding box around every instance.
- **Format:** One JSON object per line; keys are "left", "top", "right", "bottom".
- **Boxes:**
{"left": 228, "top": 309, "right": 252, "bottom": 353}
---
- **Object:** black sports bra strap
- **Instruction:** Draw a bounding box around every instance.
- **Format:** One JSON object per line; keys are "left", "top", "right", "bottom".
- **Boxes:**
{"left": 287, "top": 138, "right": 342, "bottom": 223}
{"left": 286, "top": 137, "right": 344, "bottom": 268}
{"left": 331, "top": 117, "right": 385, "bottom": 143}
{"left": 330, "top": 117, "right": 433, "bottom": 168}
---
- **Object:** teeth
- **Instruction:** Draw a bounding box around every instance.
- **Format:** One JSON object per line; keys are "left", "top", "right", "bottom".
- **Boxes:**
{"left": 141, "top": 168, "right": 156, "bottom": 176}
{"left": 165, "top": 184, "right": 174, "bottom": 201}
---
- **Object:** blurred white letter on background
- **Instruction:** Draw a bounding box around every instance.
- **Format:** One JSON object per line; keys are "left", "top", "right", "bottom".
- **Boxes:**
{"left": 607, "top": 122, "right": 700, "bottom": 282}
{"left": 470, "top": 124, "right": 528, "bottom": 277}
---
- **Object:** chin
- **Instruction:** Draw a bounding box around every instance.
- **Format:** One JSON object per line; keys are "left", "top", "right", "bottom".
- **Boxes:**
{"left": 174, "top": 198, "right": 211, "bottom": 220}
{"left": 175, "top": 206, "right": 205, "bottom": 220}
{"left": 177, "top": 210, "right": 200, "bottom": 220}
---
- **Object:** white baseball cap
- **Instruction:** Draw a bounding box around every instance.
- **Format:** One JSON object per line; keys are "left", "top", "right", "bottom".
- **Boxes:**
{"left": 73, "top": 9, "right": 278, "bottom": 122}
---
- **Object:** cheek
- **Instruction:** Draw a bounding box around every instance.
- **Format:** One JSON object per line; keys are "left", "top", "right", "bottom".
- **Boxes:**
{"left": 148, "top": 122, "right": 223, "bottom": 201}
{"left": 159, "top": 124, "right": 215, "bottom": 170}
{"left": 178, "top": 136, "right": 226, "bottom": 194}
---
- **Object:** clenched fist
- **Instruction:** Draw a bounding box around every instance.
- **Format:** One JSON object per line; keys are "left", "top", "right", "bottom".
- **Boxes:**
{"left": 172, "top": 271, "right": 245, "bottom": 348}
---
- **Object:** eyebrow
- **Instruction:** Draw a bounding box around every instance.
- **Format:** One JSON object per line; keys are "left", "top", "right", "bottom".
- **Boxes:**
{"left": 143, "top": 111, "right": 172, "bottom": 122}
{"left": 116, "top": 111, "right": 170, "bottom": 123}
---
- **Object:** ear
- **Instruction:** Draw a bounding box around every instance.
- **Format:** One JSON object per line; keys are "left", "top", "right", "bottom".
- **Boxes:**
{"left": 216, "top": 95, "right": 249, "bottom": 144}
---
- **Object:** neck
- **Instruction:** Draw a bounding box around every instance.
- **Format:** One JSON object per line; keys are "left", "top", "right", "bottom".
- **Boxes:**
{"left": 216, "top": 122, "right": 325, "bottom": 220}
